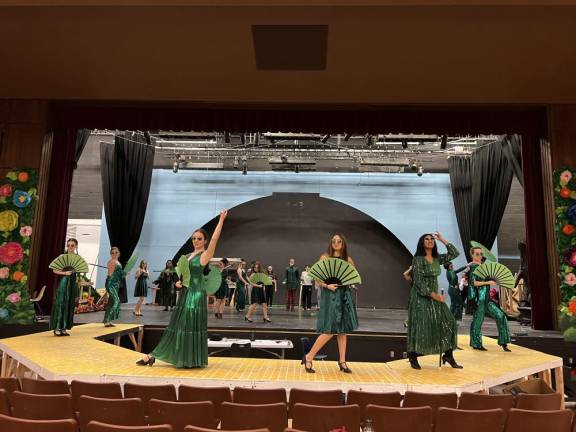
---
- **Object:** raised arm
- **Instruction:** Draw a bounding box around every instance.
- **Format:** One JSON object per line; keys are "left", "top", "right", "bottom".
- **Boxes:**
{"left": 435, "top": 232, "right": 459, "bottom": 265}
{"left": 200, "top": 210, "right": 227, "bottom": 266}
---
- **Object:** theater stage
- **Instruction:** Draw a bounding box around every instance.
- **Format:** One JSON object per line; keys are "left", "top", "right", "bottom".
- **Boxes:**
{"left": 0, "top": 323, "right": 564, "bottom": 400}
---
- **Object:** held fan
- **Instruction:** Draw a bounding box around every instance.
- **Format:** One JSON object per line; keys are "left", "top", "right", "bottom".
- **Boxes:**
{"left": 472, "top": 262, "right": 515, "bottom": 290}
{"left": 249, "top": 272, "right": 272, "bottom": 286}
{"left": 49, "top": 254, "right": 89, "bottom": 274}
{"left": 308, "top": 257, "right": 362, "bottom": 286}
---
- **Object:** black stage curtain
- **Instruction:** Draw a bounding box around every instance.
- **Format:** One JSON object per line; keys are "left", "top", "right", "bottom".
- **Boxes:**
{"left": 74, "top": 129, "right": 91, "bottom": 169}
{"left": 100, "top": 131, "right": 155, "bottom": 302}
{"left": 502, "top": 134, "right": 523, "bottom": 187}
{"left": 448, "top": 156, "right": 473, "bottom": 261}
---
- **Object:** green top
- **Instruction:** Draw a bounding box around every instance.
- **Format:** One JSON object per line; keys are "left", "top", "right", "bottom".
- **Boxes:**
{"left": 446, "top": 266, "right": 466, "bottom": 287}
{"left": 285, "top": 266, "right": 300, "bottom": 289}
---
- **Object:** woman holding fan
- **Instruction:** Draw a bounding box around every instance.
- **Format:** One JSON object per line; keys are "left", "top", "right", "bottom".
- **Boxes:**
{"left": 245, "top": 261, "right": 271, "bottom": 323}
{"left": 302, "top": 233, "right": 359, "bottom": 374}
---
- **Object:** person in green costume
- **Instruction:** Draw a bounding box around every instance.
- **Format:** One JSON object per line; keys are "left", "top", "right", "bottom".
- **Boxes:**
{"left": 444, "top": 262, "right": 467, "bottom": 322}
{"left": 103, "top": 246, "right": 123, "bottom": 327}
{"left": 133, "top": 260, "right": 149, "bottom": 317}
{"left": 49, "top": 238, "right": 80, "bottom": 336}
{"left": 467, "top": 247, "right": 511, "bottom": 352}
{"left": 284, "top": 258, "right": 300, "bottom": 311}
{"left": 156, "top": 260, "right": 179, "bottom": 311}
{"left": 235, "top": 260, "right": 249, "bottom": 312}
{"left": 137, "top": 209, "right": 228, "bottom": 368}
{"left": 302, "top": 233, "right": 358, "bottom": 374}
{"left": 213, "top": 258, "right": 230, "bottom": 319}
{"left": 406, "top": 232, "right": 462, "bottom": 370}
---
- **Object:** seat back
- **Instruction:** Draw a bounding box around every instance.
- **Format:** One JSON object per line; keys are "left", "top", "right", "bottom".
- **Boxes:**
{"left": 87, "top": 420, "right": 174, "bottom": 432}
{"left": 178, "top": 385, "right": 231, "bottom": 420}
{"left": 11, "top": 391, "right": 75, "bottom": 420}
{"left": 458, "top": 393, "right": 514, "bottom": 412}
{"left": 346, "top": 390, "right": 401, "bottom": 420}
{"left": 435, "top": 408, "right": 505, "bottom": 432}
{"left": 0, "top": 413, "right": 77, "bottom": 432}
{"left": 148, "top": 400, "right": 216, "bottom": 432}
{"left": 288, "top": 388, "right": 342, "bottom": 414}
{"left": 291, "top": 403, "right": 360, "bottom": 432}
{"left": 78, "top": 395, "right": 145, "bottom": 432}
{"left": 0, "top": 377, "right": 20, "bottom": 395}
{"left": 22, "top": 377, "right": 70, "bottom": 395}
{"left": 515, "top": 393, "right": 563, "bottom": 411}
{"left": 220, "top": 402, "right": 287, "bottom": 432}
{"left": 0, "top": 389, "right": 10, "bottom": 415}
{"left": 505, "top": 409, "right": 573, "bottom": 432}
{"left": 233, "top": 387, "right": 287, "bottom": 405}
{"left": 124, "top": 384, "right": 177, "bottom": 417}
{"left": 366, "top": 405, "right": 433, "bottom": 432}
{"left": 402, "top": 391, "right": 458, "bottom": 413}
{"left": 71, "top": 381, "right": 123, "bottom": 410}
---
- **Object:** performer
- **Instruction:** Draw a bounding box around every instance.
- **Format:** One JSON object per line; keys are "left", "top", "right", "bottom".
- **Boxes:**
{"left": 467, "top": 247, "right": 511, "bottom": 352}
{"left": 285, "top": 258, "right": 300, "bottom": 311}
{"left": 303, "top": 234, "right": 358, "bottom": 374}
{"left": 213, "top": 258, "right": 230, "bottom": 319}
{"left": 235, "top": 260, "right": 249, "bottom": 312}
{"left": 406, "top": 233, "right": 462, "bottom": 370}
{"left": 444, "top": 262, "right": 467, "bottom": 322}
{"left": 133, "top": 260, "right": 149, "bottom": 316}
{"left": 156, "top": 260, "right": 178, "bottom": 311}
{"left": 264, "top": 265, "right": 277, "bottom": 308}
{"left": 245, "top": 261, "right": 271, "bottom": 323}
{"left": 301, "top": 265, "right": 314, "bottom": 311}
{"left": 103, "top": 247, "right": 123, "bottom": 327}
{"left": 137, "top": 210, "right": 227, "bottom": 368}
{"left": 49, "top": 238, "right": 80, "bottom": 336}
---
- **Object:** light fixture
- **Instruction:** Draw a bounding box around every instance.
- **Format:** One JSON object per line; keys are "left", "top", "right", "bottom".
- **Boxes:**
{"left": 344, "top": 133, "right": 352, "bottom": 142}
{"left": 401, "top": 141, "right": 408, "bottom": 149}
{"left": 411, "top": 162, "right": 418, "bottom": 171}
{"left": 295, "top": 165, "right": 300, "bottom": 173}
{"left": 365, "top": 134, "right": 373, "bottom": 146}
{"left": 320, "top": 134, "right": 330, "bottom": 144}
{"left": 172, "top": 161, "right": 179, "bottom": 173}
{"left": 224, "top": 132, "right": 230, "bottom": 144}
{"left": 242, "top": 164, "right": 247, "bottom": 175}
{"left": 417, "top": 165, "right": 424, "bottom": 177}
{"left": 240, "top": 133, "right": 246, "bottom": 145}
{"left": 233, "top": 156, "right": 239, "bottom": 169}
{"left": 440, "top": 135, "right": 448, "bottom": 150}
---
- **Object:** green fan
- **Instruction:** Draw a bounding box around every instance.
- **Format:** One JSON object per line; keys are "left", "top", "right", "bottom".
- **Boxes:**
{"left": 202, "top": 265, "right": 222, "bottom": 295}
{"left": 249, "top": 272, "right": 272, "bottom": 286}
{"left": 470, "top": 241, "right": 497, "bottom": 263}
{"left": 176, "top": 255, "right": 191, "bottom": 288}
{"left": 309, "top": 257, "right": 362, "bottom": 286}
{"left": 124, "top": 252, "right": 139, "bottom": 274}
{"left": 473, "top": 262, "right": 515, "bottom": 290}
{"left": 49, "top": 254, "right": 89, "bottom": 274}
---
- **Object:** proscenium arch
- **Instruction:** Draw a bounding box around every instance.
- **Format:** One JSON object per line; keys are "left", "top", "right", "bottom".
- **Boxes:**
{"left": 173, "top": 192, "right": 413, "bottom": 309}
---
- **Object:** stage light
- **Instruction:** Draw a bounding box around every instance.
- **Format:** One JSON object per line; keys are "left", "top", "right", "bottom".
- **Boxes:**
{"left": 281, "top": 154, "right": 288, "bottom": 163}
{"left": 242, "top": 164, "right": 247, "bottom": 175}
{"left": 295, "top": 165, "right": 300, "bottom": 173}
{"left": 417, "top": 165, "right": 424, "bottom": 176}
{"left": 172, "top": 161, "right": 179, "bottom": 173}
{"left": 344, "top": 133, "right": 352, "bottom": 142}
{"left": 233, "top": 156, "right": 239, "bottom": 169}
{"left": 320, "top": 134, "right": 330, "bottom": 144}
{"left": 240, "top": 133, "right": 246, "bottom": 145}
{"left": 401, "top": 141, "right": 408, "bottom": 149}
{"left": 440, "top": 134, "right": 448, "bottom": 150}
{"left": 411, "top": 162, "right": 418, "bottom": 170}
{"left": 366, "top": 134, "right": 373, "bottom": 146}
{"left": 255, "top": 133, "right": 260, "bottom": 145}
{"left": 224, "top": 132, "right": 230, "bottom": 144}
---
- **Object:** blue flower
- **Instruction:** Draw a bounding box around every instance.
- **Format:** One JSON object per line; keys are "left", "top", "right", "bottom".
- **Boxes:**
{"left": 568, "top": 203, "right": 576, "bottom": 225}
{"left": 0, "top": 308, "right": 9, "bottom": 320}
{"left": 12, "top": 190, "right": 31, "bottom": 208}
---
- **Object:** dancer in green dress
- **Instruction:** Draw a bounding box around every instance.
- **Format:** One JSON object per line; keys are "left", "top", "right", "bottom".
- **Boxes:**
{"left": 49, "top": 238, "right": 80, "bottom": 336}
{"left": 467, "top": 247, "right": 511, "bottom": 352}
{"left": 103, "top": 246, "right": 122, "bottom": 327}
{"left": 406, "top": 232, "right": 462, "bottom": 370}
{"left": 133, "top": 260, "right": 149, "bottom": 317}
{"left": 303, "top": 233, "right": 358, "bottom": 374}
{"left": 444, "top": 262, "right": 467, "bottom": 321}
{"left": 235, "top": 260, "right": 249, "bottom": 312}
{"left": 137, "top": 210, "right": 228, "bottom": 368}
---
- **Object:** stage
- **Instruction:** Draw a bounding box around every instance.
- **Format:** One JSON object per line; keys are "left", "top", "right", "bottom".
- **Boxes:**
{"left": 0, "top": 323, "right": 564, "bottom": 400}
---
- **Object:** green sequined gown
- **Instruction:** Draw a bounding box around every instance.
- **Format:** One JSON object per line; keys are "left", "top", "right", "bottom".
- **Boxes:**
{"left": 407, "top": 243, "right": 459, "bottom": 355}
{"left": 151, "top": 254, "right": 208, "bottom": 368}
{"left": 103, "top": 263, "right": 122, "bottom": 323}
{"left": 468, "top": 263, "right": 511, "bottom": 348}
{"left": 49, "top": 273, "right": 76, "bottom": 331}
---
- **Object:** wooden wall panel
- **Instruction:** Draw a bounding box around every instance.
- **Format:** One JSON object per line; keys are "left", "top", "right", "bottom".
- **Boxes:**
{"left": 549, "top": 105, "right": 576, "bottom": 168}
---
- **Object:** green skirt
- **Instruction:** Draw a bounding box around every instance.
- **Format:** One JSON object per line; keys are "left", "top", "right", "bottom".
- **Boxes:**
{"left": 49, "top": 274, "right": 76, "bottom": 331}
{"left": 407, "top": 295, "right": 457, "bottom": 355}
{"left": 316, "top": 286, "right": 358, "bottom": 334}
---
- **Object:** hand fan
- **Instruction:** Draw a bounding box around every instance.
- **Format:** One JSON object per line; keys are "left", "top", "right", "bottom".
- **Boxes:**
{"left": 309, "top": 257, "right": 362, "bottom": 286}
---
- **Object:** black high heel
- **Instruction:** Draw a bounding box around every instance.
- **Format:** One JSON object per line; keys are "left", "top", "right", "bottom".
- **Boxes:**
{"left": 263, "top": 317, "right": 271, "bottom": 323}
{"left": 502, "top": 344, "right": 511, "bottom": 352}
{"left": 408, "top": 353, "right": 421, "bottom": 370}
{"left": 338, "top": 362, "right": 352, "bottom": 373}
{"left": 136, "top": 356, "right": 156, "bottom": 366}
{"left": 104, "top": 323, "right": 115, "bottom": 328}
{"left": 442, "top": 351, "right": 463, "bottom": 369}
{"left": 244, "top": 317, "right": 253, "bottom": 323}
{"left": 301, "top": 355, "right": 315, "bottom": 373}
{"left": 62, "top": 331, "right": 70, "bottom": 336}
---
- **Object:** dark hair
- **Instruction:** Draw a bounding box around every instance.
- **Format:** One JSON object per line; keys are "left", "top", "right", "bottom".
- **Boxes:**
{"left": 415, "top": 234, "right": 438, "bottom": 258}
{"left": 470, "top": 246, "right": 482, "bottom": 256}
{"left": 165, "top": 260, "right": 173, "bottom": 268}
{"left": 192, "top": 229, "right": 209, "bottom": 251}
{"left": 443, "top": 262, "right": 452, "bottom": 270}
{"left": 252, "top": 261, "right": 262, "bottom": 273}
{"left": 221, "top": 258, "right": 229, "bottom": 266}
{"left": 110, "top": 246, "right": 120, "bottom": 255}
{"left": 327, "top": 233, "right": 349, "bottom": 261}
{"left": 67, "top": 238, "right": 78, "bottom": 246}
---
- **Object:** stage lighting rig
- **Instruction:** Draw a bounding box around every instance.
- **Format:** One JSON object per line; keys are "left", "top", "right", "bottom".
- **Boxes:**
{"left": 172, "top": 160, "right": 179, "bottom": 173}
{"left": 365, "top": 134, "right": 374, "bottom": 147}
{"left": 344, "top": 133, "right": 352, "bottom": 142}
{"left": 320, "top": 134, "right": 330, "bottom": 144}
{"left": 440, "top": 135, "right": 448, "bottom": 150}
{"left": 417, "top": 165, "right": 424, "bottom": 176}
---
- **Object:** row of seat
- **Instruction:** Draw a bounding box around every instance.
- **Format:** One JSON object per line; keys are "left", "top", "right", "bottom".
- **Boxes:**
{"left": 0, "top": 405, "right": 575, "bottom": 432}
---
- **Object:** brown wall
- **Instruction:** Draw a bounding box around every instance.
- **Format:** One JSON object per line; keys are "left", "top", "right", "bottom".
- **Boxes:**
{"left": 549, "top": 105, "right": 576, "bottom": 169}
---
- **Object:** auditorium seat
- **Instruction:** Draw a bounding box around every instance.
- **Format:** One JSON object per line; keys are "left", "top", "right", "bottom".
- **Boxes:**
{"left": 21, "top": 377, "right": 70, "bottom": 395}
{"left": 288, "top": 388, "right": 342, "bottom": 414}
{"left": 77, "top": 396, "right": 145, "bottom": 432}
{"left": 0, "top": 413, "right": 77, "bottom": 432}
{"left": 124, "top": 384, "right": 177, "bottom": 417}
{"left": 178, "top": 385, "right": 231, "bottom": 420}
{"left": 458, "top": 393, "right": 514, "bottom": 412}
{"left": 0, "top": 389, "right": 10, "bottom": 415}
{"left": 291, "top": 403, "right": 360, "bottom": 432}
{"left": 233, "top": 387, "right": 287, "bottom": 405}
{"left": 0, "top": 377, "right": 20, "bottom": 395}
{"left": 184, "top": 427, "right": 270, "bottom": 432}
{"left": 505, "top": 409, "right": 573, "bottom": 432}
{"left": 71, "top": 381, "right": 123, "bottom": 410}
{"left": 435, "top": 407, "right": 505, "bottom": 432}
{"left": 148, "top": 400, "right": 217, "bottom": 432}
{"left": 402, "top": 391, "right": 458, "bottom": 413}
{"left": 365, "top": 405, "right": 433, "bottom": 432}
{"left": 220, "top": 402, "right": 287, "bottom": 432}
{"left": 346, "top": 390, "right": 402, "bottom": 421}
{"left": 10, "top": 391, "right": 75, "bottom": 420}
{"left": 515, "top": 393, "right": 563, "bottom": 411}
{"left": 87, "top": 421, "right": 173, "bottom": 432}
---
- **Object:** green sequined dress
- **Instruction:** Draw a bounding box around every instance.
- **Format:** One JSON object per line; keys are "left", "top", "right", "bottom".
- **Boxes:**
{"left": 151, "top": 254, "right": 208, "bottom": 368}
{"left": 49, "top": 273, "right": 76, "bottom": 331}
{"left": 103, "top": 263, "right": 122, "bottom": 323}
{"left": 407, "top": 243, "right": 459, "bottom": 355}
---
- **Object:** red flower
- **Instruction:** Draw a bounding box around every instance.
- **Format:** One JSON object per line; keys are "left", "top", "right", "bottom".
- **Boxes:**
{"left": 0, "top": 242, "right": 24, "bottom": 265}
{"left": 17, "top": 172, "right": 29, "bottom": 182}
{"left": 0, "top": 184, "right": 12, "bottom": 197}
{"left": 569, "top": 300, "right": 576, "bottom": 316}
{"left": 563, "top": 224, "right": 576, "bottom": 236}
{"left": 560, "top": 187, "right": 572, "bottom": 199}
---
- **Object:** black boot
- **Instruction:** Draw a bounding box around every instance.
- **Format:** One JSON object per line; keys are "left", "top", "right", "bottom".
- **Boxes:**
{"left": 442, "top": 350, "right": 463, "bottom": 369}
{"left": 408, "top": 352, "right": 421, "bottom": 370}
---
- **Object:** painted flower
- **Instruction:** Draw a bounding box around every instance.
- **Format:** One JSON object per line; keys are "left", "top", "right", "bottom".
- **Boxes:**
{"left": 565, "top": 246, "right": 576, "bottom": 267}
{"left": 12, "top": 190, "right": 31, "bottom": 208}
{"left": 0, "top": 267, "right": 9, "bottom": 279}
{"left": 0, "top": 308, "right": 9, "bottom": 320}
{"left": 563, "top": 224, "right": 576, "bottom": 236}
{"left": 6, "top": 292, "right": 21, "bottom": 304}
{"left": 565, "top": 273, "right": 576, "bottom": 286}
{"left": 560, "top": 187, "right": 573, "bottom": 199}
{"left": 0, "top": 242, "right": 24, "bottom": 265}
{"left": 12, "top": 271, "right": 24, "bottom": 282}
{"left": 19, "top": 225, "right": 32, "bottom": 237}
{"left": 0, "top": 210, "right": 19, "bottom": 232}
{"left": 0, "top": 184, "right": 12, "bottom": 197}
{"left": 568, "top": 203, "right": 576, "bottom": 225}
{"left": 17, "top": 172, "right": 29, "bottom": 182}
{"left": 569, "top": 299, "right": 576, "bottom": 316}
{"left": 560, "top": 170, "right": 573, "bottom": 185}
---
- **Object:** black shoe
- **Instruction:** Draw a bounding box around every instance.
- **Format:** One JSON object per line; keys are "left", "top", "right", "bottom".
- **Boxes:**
{"left": 215, "top": 313, "right": 219, "bottom": 319}
{"left": 301, "top": 355, "right": 315, "bottom": 373}
{"left": 62, "top": 331, "right": 70, "bottom": 336}
{"left": 263, "top": 317, "right": 271, "bottom": 323}
{"left": 473, "top": 346, "right": 488, "bottom": 351}
{"left": 502, "top": 345, "right": 511, "bottom": 352}
{"left": 244, "top": 316, "right": 253, "bottom": 323}
{"left": 136, "top": 356, "right": 156, "bottom": 366}
{"left": 163, "top": 308, "right": 169, "bottom": 311}
{"left": 338, "top": 362, "right": 352, "bottom": 373}
{"left": 455, "top": 346, "right": 463, "bottom": 350}
{"left": 53, "top": 330, "right": 64, "bottom": 337}
{"left": 442, "top": 351, "right": 463, "bottom": 369}
{"left": 104, "top": 323, "right": 115, "bottom": 328}
{"left": 408, "top": 356, "right": 421, "bottom": 370}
